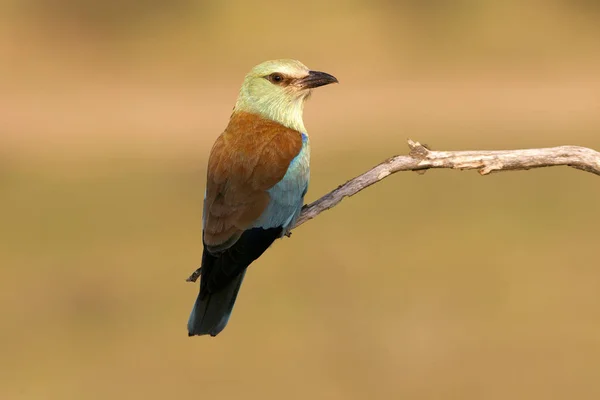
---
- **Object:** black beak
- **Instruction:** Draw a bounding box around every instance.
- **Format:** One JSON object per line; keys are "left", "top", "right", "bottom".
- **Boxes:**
{"left": 299, "top": 70, "right": 338, "bottom": 89}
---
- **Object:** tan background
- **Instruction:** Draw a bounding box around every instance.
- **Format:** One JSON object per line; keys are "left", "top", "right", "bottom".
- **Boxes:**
{"left": 1, "top": 1, "right": 600, "bottom": 399}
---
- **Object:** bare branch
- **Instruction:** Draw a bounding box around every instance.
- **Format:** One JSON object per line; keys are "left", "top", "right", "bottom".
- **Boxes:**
{"left": 186, "top": 140, "right": 599, "bottom": 282}
{"left": 294, "top": 140, "right": 599, "bottom": 228}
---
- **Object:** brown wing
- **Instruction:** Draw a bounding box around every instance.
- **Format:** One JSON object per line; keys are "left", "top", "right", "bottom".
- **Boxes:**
{"left": 202, "top": 111, "right": 303, "bottom": 252}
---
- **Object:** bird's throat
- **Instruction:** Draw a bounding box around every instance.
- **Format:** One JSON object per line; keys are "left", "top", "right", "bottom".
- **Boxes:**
{"left": 234, "top": 93, "right": 307, "bottom": 133}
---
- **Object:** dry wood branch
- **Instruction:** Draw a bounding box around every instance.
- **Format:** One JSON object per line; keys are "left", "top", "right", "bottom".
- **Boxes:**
{"left": 294, "top": 140, "right": 600, "bottom": 228}
{"left": 186, "top": 140, "right": 599, "bottom": 282}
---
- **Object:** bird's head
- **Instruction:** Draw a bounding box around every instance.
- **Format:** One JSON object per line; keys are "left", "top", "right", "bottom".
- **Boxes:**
{"left": 234, "top": 59, "right": 338, "bottom": 133}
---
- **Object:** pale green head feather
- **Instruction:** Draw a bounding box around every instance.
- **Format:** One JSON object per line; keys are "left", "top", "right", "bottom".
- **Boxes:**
{"left": 234, "top": 59, "right": 312, "bottom": 133}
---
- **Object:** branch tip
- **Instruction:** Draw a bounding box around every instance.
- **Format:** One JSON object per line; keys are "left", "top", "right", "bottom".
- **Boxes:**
{"left": 186, "top": 267, "right": 202, "bottom": 283}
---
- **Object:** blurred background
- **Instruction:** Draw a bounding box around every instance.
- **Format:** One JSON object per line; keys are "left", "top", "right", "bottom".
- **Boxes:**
{"left": 1, "top": 0, "right": 600, "bottom": 399}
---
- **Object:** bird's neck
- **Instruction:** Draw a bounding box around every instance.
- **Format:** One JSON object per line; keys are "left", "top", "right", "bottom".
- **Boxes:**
{"left": 234, "top": 94, "right": 307, "bottom": 134}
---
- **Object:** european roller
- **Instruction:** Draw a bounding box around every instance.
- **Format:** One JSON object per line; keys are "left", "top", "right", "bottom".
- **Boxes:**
{"left": 187, "top": 59, "right": 338, "bottom": 337}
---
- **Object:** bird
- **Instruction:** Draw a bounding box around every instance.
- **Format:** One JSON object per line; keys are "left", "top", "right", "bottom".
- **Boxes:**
{"left": 187, "top": 59, "right": 338, "bottom": 337}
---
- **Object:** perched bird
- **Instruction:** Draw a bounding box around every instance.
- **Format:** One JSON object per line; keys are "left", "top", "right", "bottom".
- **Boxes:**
{"left": 187, "top": 59, "right": 338, "bottom": 337}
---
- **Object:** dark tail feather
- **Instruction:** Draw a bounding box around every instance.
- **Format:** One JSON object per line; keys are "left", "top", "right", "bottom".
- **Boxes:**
{"left": 187, "top": 269, "right": 247, "bottom": 337}
{"left": 187, "top": 227, "right": 283, "bottom": 337}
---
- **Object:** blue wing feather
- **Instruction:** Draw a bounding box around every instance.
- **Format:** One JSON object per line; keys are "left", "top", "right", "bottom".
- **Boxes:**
{"left": 252, "top": 134, "right": 310, "bottom": 230}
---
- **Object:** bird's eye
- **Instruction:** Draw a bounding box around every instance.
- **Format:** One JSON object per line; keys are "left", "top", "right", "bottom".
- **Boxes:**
{"left": 267, "top": 73, "right": 285, "bottom": 84}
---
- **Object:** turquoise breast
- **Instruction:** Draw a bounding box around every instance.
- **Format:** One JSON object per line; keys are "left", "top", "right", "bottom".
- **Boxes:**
{"left": 252, "top": 133, "right": 310, "bottom": 230}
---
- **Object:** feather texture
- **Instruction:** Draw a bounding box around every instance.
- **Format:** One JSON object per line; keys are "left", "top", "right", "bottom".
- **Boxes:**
{"left": 203, "top": 111, "right": 304, "bottom": 252}
{"left": 252, "top": 133, "right": 309, "bottom": 230}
